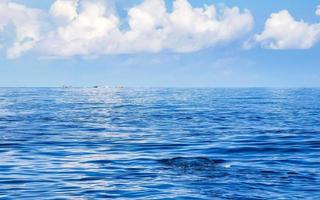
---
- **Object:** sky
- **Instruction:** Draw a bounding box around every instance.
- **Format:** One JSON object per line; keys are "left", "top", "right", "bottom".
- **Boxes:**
{"left": 0, "top": 0, "right": 319, "bottom": 87}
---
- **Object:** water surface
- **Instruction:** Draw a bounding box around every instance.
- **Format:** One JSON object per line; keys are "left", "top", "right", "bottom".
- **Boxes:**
{"left": 0, "top": 88, "right": 319, "bottom": 199}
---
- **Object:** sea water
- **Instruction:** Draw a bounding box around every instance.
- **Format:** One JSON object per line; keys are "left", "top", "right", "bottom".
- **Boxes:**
{"left": 0, "top": 88, "right": 319, "bottom": 199}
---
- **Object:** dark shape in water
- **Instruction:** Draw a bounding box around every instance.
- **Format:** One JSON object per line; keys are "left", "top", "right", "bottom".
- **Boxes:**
{"left": 160, "top": 157, "right": 226, "bottom": 170}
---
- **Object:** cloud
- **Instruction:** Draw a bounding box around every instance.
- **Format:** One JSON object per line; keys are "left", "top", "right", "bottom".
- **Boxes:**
{"left": 42, "top": 0, "right": 253, "bottom": 57}
{"left": 42, "top": 0, "right": 121, "bottom": 57}
{"left": 316, "top": 5, "right": 320, "bottom": 16}
{"left": 120, "top": 0, "right": 253, "bottom": 54}
{"left": 0, "top": 0, "right": 253, "bottom": 58}
{"left": 255, "top": 9, "right": 320, "bottom": 49}
{"left": 0, "top": 0, "right": 43, "bottom": 58}
{"left": 50, "top": 0, "right": 79, "bottom": 24}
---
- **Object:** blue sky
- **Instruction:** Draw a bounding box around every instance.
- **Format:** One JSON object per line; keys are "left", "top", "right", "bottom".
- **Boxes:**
{"left": 0, "top": 0, "right": 319, "bottom": 87}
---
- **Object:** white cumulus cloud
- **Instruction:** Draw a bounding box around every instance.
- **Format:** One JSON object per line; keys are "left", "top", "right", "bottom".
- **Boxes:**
{"left": 256, "top": 9, "right": 320, "bottom": 49}
{"left": 0, "top": 0, "right": 43, "bottom": 58}
{"left": 50, "top": 0, "right": 79, "bottom": 24}
{"left": 42, "top": 0, "right": 121, "bottom": 57}
{"left": 43, "top": 0, "right": 253, "bottom": 57}
{"left": 0, "top": 0, "right": 254, "bottom": 58}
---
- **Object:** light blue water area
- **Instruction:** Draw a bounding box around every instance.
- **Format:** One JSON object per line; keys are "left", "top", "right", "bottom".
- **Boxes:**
{"left": 0, "top": 88, "right": 319, "bottom": 199}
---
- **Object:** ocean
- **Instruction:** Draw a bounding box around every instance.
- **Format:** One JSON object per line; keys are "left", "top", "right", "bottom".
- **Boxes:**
{"left": 0, "top": 88, "right": 319, "bottom": 199}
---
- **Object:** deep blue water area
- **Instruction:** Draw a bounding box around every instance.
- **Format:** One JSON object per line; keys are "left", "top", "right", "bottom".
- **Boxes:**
{"left": 0, "top": 88, "right": 319, "bottom": 199}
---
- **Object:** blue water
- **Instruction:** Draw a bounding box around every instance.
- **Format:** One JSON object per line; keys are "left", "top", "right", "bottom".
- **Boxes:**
{"left": 0, "top": 88, "right": 320, "bottom": 199}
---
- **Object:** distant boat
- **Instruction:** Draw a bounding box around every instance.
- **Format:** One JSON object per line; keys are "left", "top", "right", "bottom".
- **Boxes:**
{"left": 92, "top": 86, "right": 110, "bottom": 89}
{"left": 62, "top": 85, "right": 72, "bottom": 88}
